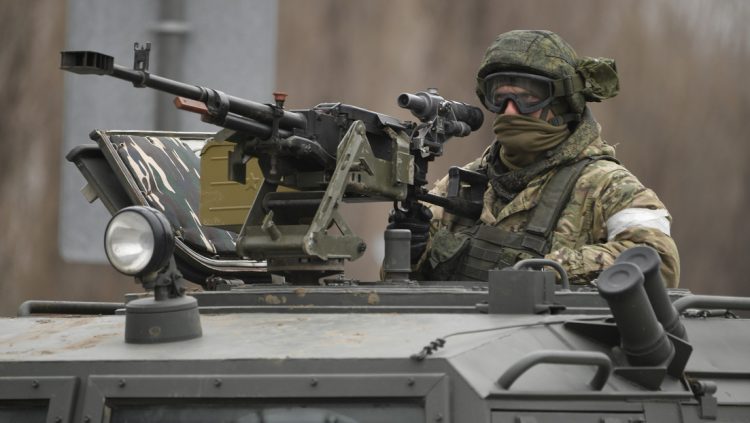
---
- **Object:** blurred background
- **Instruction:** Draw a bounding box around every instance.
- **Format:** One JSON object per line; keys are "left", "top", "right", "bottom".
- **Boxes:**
{"left": 1, "top": 0, "right": 749, "bottom": 315}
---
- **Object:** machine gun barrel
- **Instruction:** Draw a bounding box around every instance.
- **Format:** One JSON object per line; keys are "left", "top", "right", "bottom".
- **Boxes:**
{"left": 205, "top": 111, "right": 293, "bottom": 140}
{"left": 60, "top": 50, "right": 307, "bottom": 131}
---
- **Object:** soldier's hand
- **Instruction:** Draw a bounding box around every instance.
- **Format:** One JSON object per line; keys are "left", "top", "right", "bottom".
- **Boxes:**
{"left": 388, "top": 204, "right": 433, "bottom": 264}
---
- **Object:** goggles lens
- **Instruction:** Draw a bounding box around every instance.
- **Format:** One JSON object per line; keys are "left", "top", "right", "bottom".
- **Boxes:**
{"left": 483, "top": 72, "right": 556, "bottom": 114}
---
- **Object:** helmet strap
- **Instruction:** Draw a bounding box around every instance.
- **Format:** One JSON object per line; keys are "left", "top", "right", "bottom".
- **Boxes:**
{"left": 539, "top": 106, "right": 551, "bottom": 122}
{"left": 552, "top": 74, "right": 585, "bottom": 97}
{"left": 547, "top": 75, "right": 585, "bottom": 126}
{"left": 549, "top": 112, "right": 581, "bottom": 126}
{"left": 545, "top": 99, "right": 580, "bottom": 126}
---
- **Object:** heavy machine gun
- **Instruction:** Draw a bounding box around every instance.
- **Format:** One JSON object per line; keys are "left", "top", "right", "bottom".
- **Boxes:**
{"left": 61, "top": 43, "right": 484, "bottom": 281}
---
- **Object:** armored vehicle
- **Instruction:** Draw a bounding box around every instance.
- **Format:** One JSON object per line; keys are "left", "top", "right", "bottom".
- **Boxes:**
{"left": 2, "top": 45, "right": 750, "bottom": 423}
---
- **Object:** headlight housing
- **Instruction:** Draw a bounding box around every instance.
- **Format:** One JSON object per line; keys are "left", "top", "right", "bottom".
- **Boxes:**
{"left": 104, "top": 206, "right": 175, "bottom": 276}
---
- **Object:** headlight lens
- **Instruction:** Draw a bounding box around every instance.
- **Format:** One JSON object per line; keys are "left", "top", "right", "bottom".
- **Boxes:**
{"left": 104, "top": 207, "right": 174, "bottom": 276}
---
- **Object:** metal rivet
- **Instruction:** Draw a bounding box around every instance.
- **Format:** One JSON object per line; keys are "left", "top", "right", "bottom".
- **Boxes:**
{"left": 31, "top": 380, "right": 39, "bottom": 389}
{"left": 310, "top": 378, "right": 318, "bottom": 387}
{"left": 84, "top": 416, "right": 91, "bottom": 423}
{"left": 214, "top": 378, "right": 222, "bottom": 387}
{"left": 435, "top": 413, "right": 444, "bottom": 422}
{"left": 407, "top": 378, "right": 415, "bottom": 386}
{"left": 54, "top": 417, "right": 62, "bottom": 423}
{"left": 118, "top": 379, "right": 126, "bottom": 388}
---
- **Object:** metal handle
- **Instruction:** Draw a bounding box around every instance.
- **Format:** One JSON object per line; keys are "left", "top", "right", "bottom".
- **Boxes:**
{"left": 673, "top": 295, "right": 750, "bottom": 313}
{"left": 17, "top": 300, "right": 124, "bottom": 317}
{"left": 497, "top": 350, "right": 612, "bottom": 390}
{"left": 513, "top": 259, "right": 570, "bottom": 291}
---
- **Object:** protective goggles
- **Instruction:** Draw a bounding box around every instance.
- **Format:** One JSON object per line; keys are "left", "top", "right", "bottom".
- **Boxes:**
{"left": 481, "top": 72, "right": 561, "bottom": 114}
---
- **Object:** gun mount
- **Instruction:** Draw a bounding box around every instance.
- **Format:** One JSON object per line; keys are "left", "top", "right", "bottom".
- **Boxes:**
{"left": 61, "top": 44, "right": 484, "bottom": 281}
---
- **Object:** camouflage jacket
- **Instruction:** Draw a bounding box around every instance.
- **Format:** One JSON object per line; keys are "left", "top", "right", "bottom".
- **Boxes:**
{"left": 419, "top": 115, "right": 680, "bottom": 287}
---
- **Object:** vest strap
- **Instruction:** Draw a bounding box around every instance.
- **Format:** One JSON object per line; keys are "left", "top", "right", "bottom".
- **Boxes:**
{"left": 523, "top": 158, "right": 594, "bottom": 255}
{"left": 446, "top": 156, "right": 615, "bottom": 281}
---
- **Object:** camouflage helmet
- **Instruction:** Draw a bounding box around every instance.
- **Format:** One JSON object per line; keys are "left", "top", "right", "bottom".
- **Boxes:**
{"left": 476, "top": 30, "right": 619, "bottom": 123}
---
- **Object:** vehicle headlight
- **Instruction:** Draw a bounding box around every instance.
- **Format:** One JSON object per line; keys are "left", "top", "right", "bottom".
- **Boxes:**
{"left": 104, "top": 206, "right": 175, "bottom": 276}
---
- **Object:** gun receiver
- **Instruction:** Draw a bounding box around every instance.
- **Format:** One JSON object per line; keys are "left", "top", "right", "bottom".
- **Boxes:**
{"left": 61, "top": 43, "right": 485, "bottom": 281}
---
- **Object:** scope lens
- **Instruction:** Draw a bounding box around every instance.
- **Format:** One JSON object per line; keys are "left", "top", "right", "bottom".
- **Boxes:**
{"left": 105, "top": 210, "right": 156, "bottom": 275}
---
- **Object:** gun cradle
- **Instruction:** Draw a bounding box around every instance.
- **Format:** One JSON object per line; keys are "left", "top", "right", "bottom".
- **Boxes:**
{"left": 235, "top": 121, "right": 414, "bottom": 280}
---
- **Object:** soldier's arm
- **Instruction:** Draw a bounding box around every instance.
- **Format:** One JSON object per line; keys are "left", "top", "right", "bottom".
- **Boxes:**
{"left": 412, "top": 156, "right": 486, "bottom": 278}
{"left": 545, "top": 167, "right": 680, "bottom": 287}
{"left": 426, "top": 155, "right": 489, "bottom": 228}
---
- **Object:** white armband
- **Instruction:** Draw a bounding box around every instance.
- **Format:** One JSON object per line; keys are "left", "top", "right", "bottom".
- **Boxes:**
{"left": 606, "top": 208, "right": 671, "bottom": 241}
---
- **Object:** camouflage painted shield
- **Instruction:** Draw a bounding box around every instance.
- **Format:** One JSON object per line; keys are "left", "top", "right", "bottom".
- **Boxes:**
{"left": 110, "top": 134, "right": 238, "bottom": 257}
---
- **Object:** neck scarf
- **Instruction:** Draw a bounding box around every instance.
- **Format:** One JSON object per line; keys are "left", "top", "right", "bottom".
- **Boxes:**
{"left": 493, "top": 114, "right": 570, "bottom": 169}
{"left": 486, "top": 108, "right": 601, "bottom": 201}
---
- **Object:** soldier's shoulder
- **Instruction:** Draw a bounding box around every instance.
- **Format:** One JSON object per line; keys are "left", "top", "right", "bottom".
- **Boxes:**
{"left": 577, "top": 158, "right": 663, "bottom": 209}
{"left": 573, "top": 158, "right": 648, "bottom": 197}
{"left": 579, "top": 157, "right": 632, "bottom": 182}
{"left": 584, "top": 156, "right": 627, "bottom": 172}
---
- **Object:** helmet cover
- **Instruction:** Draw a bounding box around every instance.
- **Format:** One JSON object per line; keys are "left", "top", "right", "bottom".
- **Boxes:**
{"left": 476, "top": 30, "right": 618, "bottom": 116}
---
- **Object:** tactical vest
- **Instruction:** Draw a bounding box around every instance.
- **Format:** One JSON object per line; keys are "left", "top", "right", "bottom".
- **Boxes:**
{"left": 429, "top": 157, "right": 604, "bottom": 281}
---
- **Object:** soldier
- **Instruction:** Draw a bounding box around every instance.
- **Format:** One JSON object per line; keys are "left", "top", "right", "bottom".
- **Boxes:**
{"left": 390, "top": 29, "right": 680, "bottom": 287}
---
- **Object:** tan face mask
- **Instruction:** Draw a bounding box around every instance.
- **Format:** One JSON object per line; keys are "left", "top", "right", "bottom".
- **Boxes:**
{"left": 493, "top": 114, "right": 570, "bottom": 169}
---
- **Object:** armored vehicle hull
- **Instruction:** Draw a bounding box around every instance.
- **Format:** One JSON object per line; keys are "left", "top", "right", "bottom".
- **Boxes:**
{"left": 3, "top": 284, "right": 750, "bottom": 422}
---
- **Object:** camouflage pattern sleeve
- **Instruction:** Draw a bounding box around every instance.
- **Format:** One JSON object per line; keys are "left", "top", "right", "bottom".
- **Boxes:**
{"left": 545, "top": 163, "right": 680, "bottom": 287}
{"left": 422, "top": 156, "right": 486, "bottom": 238}
{"left": 427, "top": 173, "right": 450, "bottom": 227}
